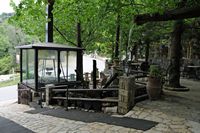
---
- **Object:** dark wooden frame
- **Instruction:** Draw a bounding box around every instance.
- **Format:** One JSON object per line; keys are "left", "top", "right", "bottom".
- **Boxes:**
{"left": 17, "top": 43, "right": 84, "bottom": 92}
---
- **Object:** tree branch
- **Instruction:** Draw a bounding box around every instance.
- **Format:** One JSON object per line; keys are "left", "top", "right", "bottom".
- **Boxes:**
{"left": 53, "top": 25, "right": 76, "bottom": 46}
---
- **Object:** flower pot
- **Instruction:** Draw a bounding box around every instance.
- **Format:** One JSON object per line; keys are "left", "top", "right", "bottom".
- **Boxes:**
{"left": 146, "top": 76, "right": 162, "bottom": 100}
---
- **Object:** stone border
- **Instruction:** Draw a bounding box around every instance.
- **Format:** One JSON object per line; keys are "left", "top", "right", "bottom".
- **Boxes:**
{"left": 163, "top": 85, "right": 190, "bottom": 91}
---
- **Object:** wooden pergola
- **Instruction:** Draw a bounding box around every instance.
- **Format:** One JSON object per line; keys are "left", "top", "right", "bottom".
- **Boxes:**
{"left": 134, "top": 5, "right": 200, "bottom": 88}
{"left": 134, "top": 6, "right": 200, "bottom": 25}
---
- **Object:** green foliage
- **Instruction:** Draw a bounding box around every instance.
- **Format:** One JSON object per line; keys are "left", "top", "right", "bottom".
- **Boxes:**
{"left": 8, "top": 0, "right": 200, "bottom": 59}
{"left": 0, "top": 14, "right": 38, "bottom": 74}
{"left": 0, "top": 55, "right": 13, "bottom": 74}
{"left": 149, "top": 65, "right": 162, "bottom": 78}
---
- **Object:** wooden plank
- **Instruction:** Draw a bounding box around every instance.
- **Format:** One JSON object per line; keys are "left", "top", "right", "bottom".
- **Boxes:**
{"left": 130, "top": 70, "right": 148, "bottom": 74}
{"left": 136, "top": 81, "right": 147, "bottom": 85}
{"left": 52, "top": 88, "right": 118, "bottom": 92}
{"left": 68, "top": 88, "right": 118, "bottom": 92}
{"left": 41, "top": 85, "right": 68, "bottom": 90}
{"left": 134, "top": 6, "right": 200, "bottom": 25}
{"left": 52, "top": 97, "right": 66, "bottom": 100}
{"left": 135, "top": 86, "right": 146, "bottom": 90}
{"left": 52, "top": 97, "right": 118, "bottom": 102}
{"left": 51, "top": 85, "right": 68, "bottom": 88}
{"left": 52, "top": 87, "right": 146, "bottom": 92}
{"left": 135, "top": 94, "right": 148, "bottom": 100}
{"left": 69, "top": 97, "right": 118, "bottom": 102}
{"left": 52, "top": 89, "right": 68, "bottom": 92}
{"left": 135, "top": 75, "right": 148, "bottom": 78}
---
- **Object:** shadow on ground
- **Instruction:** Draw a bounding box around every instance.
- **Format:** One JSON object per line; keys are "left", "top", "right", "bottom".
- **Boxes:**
{"left": 0, "top": 116, "right": 34, "bottom": 133}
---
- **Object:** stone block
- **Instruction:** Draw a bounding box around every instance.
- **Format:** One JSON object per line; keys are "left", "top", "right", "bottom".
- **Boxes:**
{"left": 118, "top": 101, "right": 129, "bottom": 108}
{"left": 45, "top": 84, "right": 54, "bottom": 105}
{"left": 118, "top": 95, "right": 129, "bottom": 103}
{"left": 118, "top": 106, "right": 130, "bottom": 114}
{"left": 118, "top": 76, "right": 136, "bottom": 114}
{"left": 18, "top": 83, "right": 32, "bottom": 105}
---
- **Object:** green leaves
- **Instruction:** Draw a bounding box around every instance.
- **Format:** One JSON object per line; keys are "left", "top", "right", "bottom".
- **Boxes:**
{"left": 0, "top": 15, "right": 38, "bottom": 74}
{"left": 149, "top": 65, "right": 162, "bottom": 78}
{"left": 8, "top": 0, "right": 199, "bottom": 58}
{"left": 0, "top": 55, "right": 13, "bottom": 74}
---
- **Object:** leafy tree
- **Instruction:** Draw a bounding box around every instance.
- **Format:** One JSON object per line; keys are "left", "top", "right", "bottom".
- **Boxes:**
{"left": 0, "top": 14, "right": 38, "bottom": 74}
{"left": 9, "top": 0, "right": 199, "bottom": 60}
{"left": 0, "top": 55, "right": 13, "bottom": 74}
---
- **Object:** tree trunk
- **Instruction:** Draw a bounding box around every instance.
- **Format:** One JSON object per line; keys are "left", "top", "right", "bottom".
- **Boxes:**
{"left": 76, "top": 22, "right": 83, "bottom": 81}
{"left": 168, "top": 20, "right": 183, "bottom": 87}
{"left": 114, "top": 15, "right": 120, "bottom": 59}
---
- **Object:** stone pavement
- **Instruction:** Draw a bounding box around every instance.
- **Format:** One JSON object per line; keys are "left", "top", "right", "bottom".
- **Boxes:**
{"left": 0, "top": 79, "right": 199, "bottom": 133}
{"left": 0, "top": 101, "right": 145, "bottom": 133}
{"left": 124, "top": 79, "right": 200, "bottom": 133}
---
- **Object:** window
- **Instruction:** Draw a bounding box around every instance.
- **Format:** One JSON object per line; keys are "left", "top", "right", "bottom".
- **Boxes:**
{"left": 38, "top": 50, "right": 58, "bottom": 85}
{"left": 22, "top": 49, "right": 35, "bottom": 88}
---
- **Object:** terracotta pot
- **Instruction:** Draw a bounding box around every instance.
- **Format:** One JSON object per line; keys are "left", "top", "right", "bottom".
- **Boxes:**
{"left": 146, "top": 76, "right": 162, "bottom": 100}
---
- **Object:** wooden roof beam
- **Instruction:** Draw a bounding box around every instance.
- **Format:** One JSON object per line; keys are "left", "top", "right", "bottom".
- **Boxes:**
{"left": 134, "top": 6, "right": 200, "bottom": 25}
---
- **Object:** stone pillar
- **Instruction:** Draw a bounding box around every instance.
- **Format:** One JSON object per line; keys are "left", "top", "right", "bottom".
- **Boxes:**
{"left": 18, "top": 83, "right": 32, "bottom": 105}
{"left": 118, "top": 76, "right": 136, "bottom": 114}
{"left": 45, "top": 84, "right": 54, "bottom": 106}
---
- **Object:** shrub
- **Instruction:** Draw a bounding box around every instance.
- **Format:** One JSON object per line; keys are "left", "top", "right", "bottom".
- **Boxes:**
{"left": 0, "top": 55, "right": 13, "bottom": 74}
{"left": 149, "top": 65, "right": 162, "bottom": 78}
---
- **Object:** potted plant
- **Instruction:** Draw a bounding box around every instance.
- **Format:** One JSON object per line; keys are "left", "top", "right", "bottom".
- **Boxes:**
{"left": 146, "top": 65, "right": 162, "bottom": 100}
{"left": 113, "top": 58, "right": 120, "bottom": 67}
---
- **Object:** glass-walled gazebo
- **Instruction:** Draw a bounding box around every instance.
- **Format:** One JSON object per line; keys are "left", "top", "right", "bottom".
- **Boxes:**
{"left": 16, "top": 43, "right": 84, "bottom": 91}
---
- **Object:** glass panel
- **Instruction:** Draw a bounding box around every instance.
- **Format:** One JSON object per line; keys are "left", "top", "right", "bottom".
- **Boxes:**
{"left": 22, "top": 49, "right": 35, "bottom": 88}
{"left": 22, "top": 50, "right": 27, "bottom": 82}
{"left": 60, "top": 51, "right": 68, "bottom": 82}
{"left": 38, "top": 50, "right": 58, "bottom": 86}
{"left": 68, "top": 51, "right": 77, "bottom": 81}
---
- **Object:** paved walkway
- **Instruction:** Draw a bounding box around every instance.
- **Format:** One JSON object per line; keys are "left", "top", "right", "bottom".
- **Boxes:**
{"left": 0, "top": 79, "right": 199, "bottom": 133}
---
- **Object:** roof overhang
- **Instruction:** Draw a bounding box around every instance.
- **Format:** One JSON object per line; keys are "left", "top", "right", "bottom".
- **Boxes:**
{"left": 16, "top": 43, "right": 85, "bottom": 51}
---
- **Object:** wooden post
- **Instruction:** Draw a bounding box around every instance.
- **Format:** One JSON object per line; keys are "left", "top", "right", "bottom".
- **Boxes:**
{"left": 93, "top": 60, "right": 97, "bottom": 89}
{"left": 57, "top": 50, "right": 60, "bottom": 82}
{"left": 189, "top": 43, "right": 192, "bottom": 59}
{"left": 20, "top": 49, "right": 22, "bottom": 82}
{"left": 46, "top": 0, "right": 54, "bottom": 43}
{"left": 76, "top": 22, "right": 83, "bottom": 81}
{"left": 35, "top": 49, "right": 38, "bottom": 91}
{"left": 65, "top": 86, "right": 69, "bottom": 111}
{"left": 145, "top": 40, "right": 150, "bottom": 63}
